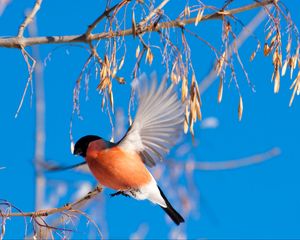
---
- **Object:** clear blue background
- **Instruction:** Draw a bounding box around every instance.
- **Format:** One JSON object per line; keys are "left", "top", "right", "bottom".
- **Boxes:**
{"left": 0, "top": 0, "right": 300, "bottom": 239}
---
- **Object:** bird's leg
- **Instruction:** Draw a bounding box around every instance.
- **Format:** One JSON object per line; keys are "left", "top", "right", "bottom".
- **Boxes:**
{"left": 110, "top": 191, "right": 130, "bottom": 198}
{"left": 110, "top": 191, "right": 122, "bottom": 197}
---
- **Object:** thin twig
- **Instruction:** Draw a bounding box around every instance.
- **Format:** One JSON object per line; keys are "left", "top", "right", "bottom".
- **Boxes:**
{"left": 14, "top": 47, "right": 36, "bottom": 118}
{"left": 86, "top": 0, "right": 128, "bottom": 37}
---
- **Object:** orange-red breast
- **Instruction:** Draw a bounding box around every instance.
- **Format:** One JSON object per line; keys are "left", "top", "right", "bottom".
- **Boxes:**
{"left": 73, "top": 75, "right": 184, "bottom": 225}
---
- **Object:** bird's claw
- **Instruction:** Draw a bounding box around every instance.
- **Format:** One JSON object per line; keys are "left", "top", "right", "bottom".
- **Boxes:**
{"left": 110, "top": 191, "right": 130, "bottom": 198}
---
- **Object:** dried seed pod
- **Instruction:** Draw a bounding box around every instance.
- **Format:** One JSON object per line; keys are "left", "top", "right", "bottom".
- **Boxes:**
{"left": 216, "top": 53, "right": 225, "bottom": 76}
{"left": 195, "top": 82, "right": 202, "bottom": 106}
{"left": 190, "top": 95, "right": 196, "bottom": 122}
{"left": 238, "top": 96, "right": 243, "bottom": 121}
{"left": 184, "top": 6, "right": 190, "bottom": 17}
{"left": 171, "top": 71, "right": 177, "bottom": 83}
{"left": 112, "top": 67, "right": 117, "bottom": 78}
{"left": 146, "top": 48, "right": 153, "bottom": 65}
{"left": 190, "top": 120, "right": 194, "bottom": 137}
{"left": 104, "top": 54, "right": 110, "bottom": 66}
{"left": 195, "top": 8, "right": 204, "bottom": 26}
{"left": 109, "top": 91, "right": 114, "bottom": 112}
{"left": 184, "top": 118, "right": 189, "bottom": 134}
{"left": 136, "top": 45, "right": 140, "bottom": 58}
{"left": 195, "top": 99, "right": 202, "bottom": 120}
{"left": 250, "top": 50, "right": 257, "bottom": 62}
{"left": 265, "top": 30, "right": 273, "bottom": 41}
{"left": 184, "top": 105, "right": 189, "bottom": 133}
{"left": 97, "top": 76, "right": 110, "bottom": 91}
{"left": 181, "top": 76, "right": 188, "bottom": 102}
{"left": 286, "top": 40, "right": 291, "bottom": 53}
{"left": 289, "top": 72, "right": 300, "bottom": 107}
{"left": 264, "top": 43, "right": 271, "bottom": 56}
{"left": 115, "top": 76, "right": 125, "bottom": 84}
{"left": 218, "top": 77, "right": 223, "bottom": 103}
{"left": 274, "top": 69, "right": 280, "bottom": 93}
{"left": 132, "top": 11, "right": 137, "bottom": 37}
{"left": 119, "top": 55, "right": 125, "bottom": 70}
{"left": 281, "top": 59, "right": 288, "bottom": 76}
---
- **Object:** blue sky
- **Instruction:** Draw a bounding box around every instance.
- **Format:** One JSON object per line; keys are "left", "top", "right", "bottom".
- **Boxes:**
{"left": 1, "top": 0, "right": 300, "bottom": 239}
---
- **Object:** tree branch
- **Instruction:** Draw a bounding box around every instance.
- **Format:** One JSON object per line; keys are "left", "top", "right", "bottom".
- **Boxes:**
{"left": 0, "top": 0, "right": 274, "bottom": 48}
{"left": 0, "top": 186, "right": 103, "bottom": 218}
{"left": 17, "top": 0, "right": 42, "bottom": 38}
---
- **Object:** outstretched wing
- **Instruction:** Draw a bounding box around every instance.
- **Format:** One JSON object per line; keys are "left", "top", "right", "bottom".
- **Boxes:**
{"left": 118, "top": 74, "right": 184, "bottom": 167}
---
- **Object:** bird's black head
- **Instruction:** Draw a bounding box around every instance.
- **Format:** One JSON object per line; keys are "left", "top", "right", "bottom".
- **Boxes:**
{"left": 73, "top": 135, "right": 102, "bottom": 157}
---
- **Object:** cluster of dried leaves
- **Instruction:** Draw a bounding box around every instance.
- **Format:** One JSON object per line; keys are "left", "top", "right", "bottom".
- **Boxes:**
{"left": 262, "top": 3, "right": 300, "bottom": 105}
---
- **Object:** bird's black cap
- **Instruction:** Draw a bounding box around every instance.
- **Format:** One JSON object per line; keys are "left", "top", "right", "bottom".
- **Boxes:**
{"left": 73, "top": 135, "right": 101, "bottom": 157}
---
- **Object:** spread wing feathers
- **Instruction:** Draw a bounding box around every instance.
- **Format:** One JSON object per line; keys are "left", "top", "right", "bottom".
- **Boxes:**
{"left": 118, "top": 74, "right": 184, "bottom": 167}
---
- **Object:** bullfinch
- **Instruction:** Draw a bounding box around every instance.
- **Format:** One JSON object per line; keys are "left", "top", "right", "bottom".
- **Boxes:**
{"left": 73, "top": 76, "right": 184, "bottom": 225}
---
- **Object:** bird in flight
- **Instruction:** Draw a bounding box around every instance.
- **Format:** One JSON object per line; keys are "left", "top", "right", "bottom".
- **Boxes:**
{"left": 67, "top": 75, "right": 184, "bottom": 225}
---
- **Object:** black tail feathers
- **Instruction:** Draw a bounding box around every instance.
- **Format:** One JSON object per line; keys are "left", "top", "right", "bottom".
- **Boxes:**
{"left": 158, "top": 186, "right": 184, "bottom": 225}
